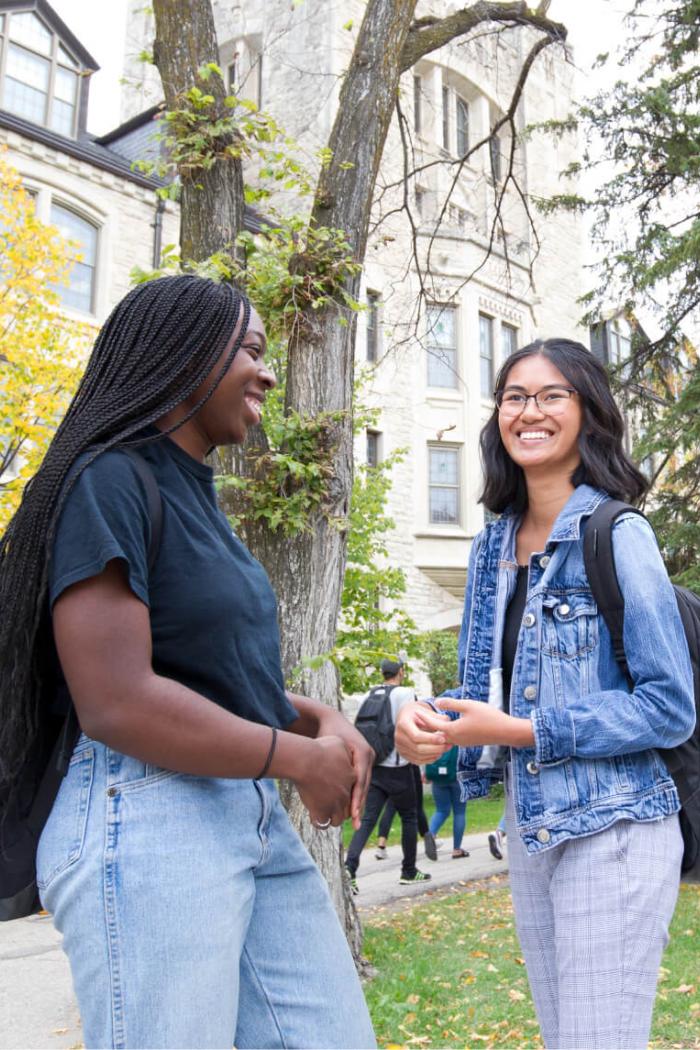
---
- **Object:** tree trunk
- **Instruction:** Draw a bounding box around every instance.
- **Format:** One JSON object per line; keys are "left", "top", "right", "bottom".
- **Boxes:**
{"left": 152, "top": 0, "right": 244, "bottom": 261}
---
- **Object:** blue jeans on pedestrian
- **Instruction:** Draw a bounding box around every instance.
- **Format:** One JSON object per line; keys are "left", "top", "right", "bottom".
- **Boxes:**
{"left": 37, "top": 735, "right": 376, "bottom": 1050}
{"left": 429, "top": 782, "right": 466, "bottom": 849}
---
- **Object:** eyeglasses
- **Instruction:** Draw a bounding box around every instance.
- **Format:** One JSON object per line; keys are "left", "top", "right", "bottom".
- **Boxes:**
{"left": 495, "top": 385, "right": 577, "bottom": 417}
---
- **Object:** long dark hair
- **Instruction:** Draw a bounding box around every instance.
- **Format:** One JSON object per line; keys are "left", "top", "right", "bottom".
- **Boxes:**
{"left": 480, "top": 337, "right": 648, "bottom": 514}
{"left": 0, "top": 275, "right": 250, "bottom": 782}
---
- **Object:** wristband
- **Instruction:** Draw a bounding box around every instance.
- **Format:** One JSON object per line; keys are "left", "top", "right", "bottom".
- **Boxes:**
{"left": 255, "top": 727, "right": 277, "bottom": 780}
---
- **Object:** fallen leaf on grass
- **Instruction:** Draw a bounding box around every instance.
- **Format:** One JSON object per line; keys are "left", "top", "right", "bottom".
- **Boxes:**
{"left": 673, "top": 984, "right": 695, "bottom": 994}
{"left": 487, "top": 963, "right": 498, "bottom": 973}
{"left": 406, "top": 994, "right": 420, "bottom": 1004}
{"left": 509, "top": 989, "right": 526, "bottom": 1001}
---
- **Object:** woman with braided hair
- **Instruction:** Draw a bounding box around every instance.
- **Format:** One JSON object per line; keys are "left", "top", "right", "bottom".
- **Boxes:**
{"left": 0, "top": 275, "right": 376, "bottom": 1049}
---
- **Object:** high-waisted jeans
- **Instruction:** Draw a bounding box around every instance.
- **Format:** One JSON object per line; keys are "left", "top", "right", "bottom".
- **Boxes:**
{"left": 37, "top": 735, "right": 376, "bottom": 1050}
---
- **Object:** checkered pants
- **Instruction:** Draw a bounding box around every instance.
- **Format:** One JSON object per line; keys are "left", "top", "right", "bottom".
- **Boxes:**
{"left": 505, "top": 787, "right": 682, "bottom": 1049}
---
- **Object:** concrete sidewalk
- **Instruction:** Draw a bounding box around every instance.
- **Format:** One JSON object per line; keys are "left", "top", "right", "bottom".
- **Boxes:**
{"left": 0, "top": 830, "right": 507, "bottom": 1049}
{"left": 352, "top": 829, "right": 508, "bottom": 912}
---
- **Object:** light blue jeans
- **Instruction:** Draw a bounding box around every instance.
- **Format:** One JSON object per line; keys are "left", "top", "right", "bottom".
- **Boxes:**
{"left": 428, "top": 782, "right": 466, "bottom": 849}
{"left": 37, "top": 735, "right": 376, "bottom": 1050}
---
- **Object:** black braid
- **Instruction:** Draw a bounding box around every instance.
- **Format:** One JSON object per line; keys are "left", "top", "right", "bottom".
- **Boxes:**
{"left": 0, "top": 275, "right": 251, "bottom": 784}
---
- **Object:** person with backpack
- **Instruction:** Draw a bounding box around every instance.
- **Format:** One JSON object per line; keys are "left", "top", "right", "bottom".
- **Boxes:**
{"left": 345, "top": 658, "right": 432, "bottom": 890}
{"left": 395, "top": 338, "right": 696, "bottom": 1050}
{"left": 0, "top": 276, "right": 376, "bottom": 1049}
{"left": 424, "top": 743, "right": 468, "bottom": 858}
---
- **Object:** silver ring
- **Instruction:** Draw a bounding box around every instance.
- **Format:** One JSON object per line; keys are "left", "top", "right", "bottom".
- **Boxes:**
{"left": 314, "top": 818, "right": 331, "bottom": 829}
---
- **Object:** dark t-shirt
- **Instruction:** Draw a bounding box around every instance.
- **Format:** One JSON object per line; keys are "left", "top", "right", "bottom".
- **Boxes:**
{"left": 501, "top": 565, "right": 529, "bottom": 716}
{"left": 49, "top": 434, "right": 298, "bottom": 730}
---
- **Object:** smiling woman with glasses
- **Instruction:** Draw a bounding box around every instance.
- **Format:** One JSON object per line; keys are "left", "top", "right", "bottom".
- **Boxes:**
{"left": 395, "top": 337, "right": 694, "bottom": 1050}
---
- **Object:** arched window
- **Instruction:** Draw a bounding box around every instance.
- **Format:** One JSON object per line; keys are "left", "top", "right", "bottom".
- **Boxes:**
{"left": 50, "top": 203, "right": 98, "bottom": 314}
{"left": 0, "top": 10, "right": 80, "bottom": 137}
{"left": 455, "top": 98, "right": 469, "bottom": 157}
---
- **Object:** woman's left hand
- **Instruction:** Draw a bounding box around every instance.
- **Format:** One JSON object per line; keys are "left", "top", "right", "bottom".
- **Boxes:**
{"left": 316, "top": 706, "right": 374, "bottom": 829}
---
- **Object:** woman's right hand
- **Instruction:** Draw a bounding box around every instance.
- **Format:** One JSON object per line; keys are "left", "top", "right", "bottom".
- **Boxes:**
{"left": 394, "top": 702, "right": 449, "bottom": 765}
{"left": 293, "top": 734, "right": 356, "bottom": 827}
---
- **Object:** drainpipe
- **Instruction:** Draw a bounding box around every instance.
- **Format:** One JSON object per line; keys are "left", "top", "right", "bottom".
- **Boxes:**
{"left": 152, "top": 197, "right": 165, "bottom": 268}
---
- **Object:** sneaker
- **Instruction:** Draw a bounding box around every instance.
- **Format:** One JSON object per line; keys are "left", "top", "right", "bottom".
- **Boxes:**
{"left": 399, "top": 869, "right": 432, "bottom": 885}
{"left": 488, "top": 830, "right": 504, "bottom": 860}
{"left": 345, "top": 867, "right": 359, "bottom": 894}
{"left": 423, "top": 831, "right": 438, "bottom": 861}
{"left": 374, "top": 845, "right": 388, "bottom": 860}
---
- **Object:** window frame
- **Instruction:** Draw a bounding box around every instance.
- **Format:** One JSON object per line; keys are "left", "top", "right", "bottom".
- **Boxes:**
{"left": 426, "top": 303, "right": 459, "bottom": 390}
{"left": 441, "top": 85, "right": 450, "bottom": 150}
{"left": 0, "top": 10, "right": 81, "bottom": 138}
{"left": 413, "top": 74, "right": 422, "bottom": 135}
{"left": 501, "top": 322, "right": 518, "bottom": 361}
{"left": 49, "top": 199, "right": 100, "bottom": 316}
{"left": 479, "top": 313, "right": 495, "bottom": 398}
{"left": 366, "top": 290, "right": 380, "bottom": 363}
{"left": 366, "top": 430, "right": 381, "bottom": 469}
{"left": 428, "top": 443, "right": 462, "bottom": 527}
{"left": 455, "top": 96, "right": 469, "bottom": 157}
{"left": 489, "top": 135, "right": 502, "bottom": 182}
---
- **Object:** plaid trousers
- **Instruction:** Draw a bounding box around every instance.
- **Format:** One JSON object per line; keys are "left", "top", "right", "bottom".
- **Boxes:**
{"left": 505, "top": 787, "right": 682, "bottom": 1049}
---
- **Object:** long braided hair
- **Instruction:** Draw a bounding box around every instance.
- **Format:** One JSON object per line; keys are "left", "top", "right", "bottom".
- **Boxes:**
{"left": 0, "top": 275, "right": 251, "bottom": 783}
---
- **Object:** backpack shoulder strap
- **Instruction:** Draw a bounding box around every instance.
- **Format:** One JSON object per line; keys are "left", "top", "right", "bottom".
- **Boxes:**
{"left": 583, "top": 499, "right": 645, "bottom": 680}
{"left": 120, "top": 447, "right": 163, "bottom": 572}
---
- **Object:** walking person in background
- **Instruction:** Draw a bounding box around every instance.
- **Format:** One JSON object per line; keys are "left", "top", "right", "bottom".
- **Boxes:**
{"left": 374, "top": 764, "right": 437, "bottom": 861}
{"left": 395, "top": 338, "right": 694, "bottom": 1050}
{"left": 345, "top": 658, "right": 432, "bottom": 890}
{"left": 0, "top": 276, "right": 376, "bottom": 1050}
{"left": 424, "top": 743, "right": 468, "bottom": 858}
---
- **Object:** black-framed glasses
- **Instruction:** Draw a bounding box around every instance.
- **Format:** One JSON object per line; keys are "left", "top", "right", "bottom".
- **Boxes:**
{"left": 495, "top": 385, "right": 577, "bottom": 417}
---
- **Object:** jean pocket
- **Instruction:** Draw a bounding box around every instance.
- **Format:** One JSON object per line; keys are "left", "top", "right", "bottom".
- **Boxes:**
{"left": 37, "top": 746, "right": 95, "bottom": 892}
{"left": 541, "top": 592, "right": 598, "bottom": 659}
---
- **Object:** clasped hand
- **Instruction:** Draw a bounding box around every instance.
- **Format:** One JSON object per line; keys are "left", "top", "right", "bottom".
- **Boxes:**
{"left": 296, "top": 708, "right": 374, "bottom": 831}
{"left": 394, "top": 697, "right": 534, "bottom": 765}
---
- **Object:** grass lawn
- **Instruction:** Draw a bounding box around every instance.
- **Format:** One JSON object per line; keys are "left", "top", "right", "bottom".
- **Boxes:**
{"left": 362, "top": 880, "right": 700, "bottom": 1049}
{"left": 342, "top": 787, "right": 505, "bottom": 852}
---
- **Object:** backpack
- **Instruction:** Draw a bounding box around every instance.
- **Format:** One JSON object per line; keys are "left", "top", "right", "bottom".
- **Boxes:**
{"left": 0, "top": 448, "right": 163, "bottom": 921}
{"left": 584, "top": 499, "right": 700, "bottom": 873}
{"left": 354, "top": 685, "right": 396, "bottom": 765}
{"left": 425, "top": 745, "right": 458, "bottom": 784}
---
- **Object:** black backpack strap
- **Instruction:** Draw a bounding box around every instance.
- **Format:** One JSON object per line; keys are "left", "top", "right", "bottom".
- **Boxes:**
{"left": 583, "top": 499, "right": 645, "bottom": 682}
{"left": 120, "top": 447, "right": 163, "bottom": 573}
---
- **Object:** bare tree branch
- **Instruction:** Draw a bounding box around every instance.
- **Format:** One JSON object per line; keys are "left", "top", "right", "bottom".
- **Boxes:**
{"left": 400, "top": 1, "right": 566, "bottom": 70}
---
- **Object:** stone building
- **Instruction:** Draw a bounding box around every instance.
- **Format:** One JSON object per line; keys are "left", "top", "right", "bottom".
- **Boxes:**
{"left": 3, "top": 0, "right": 586, "bottom": 675}
{"left": 0, "top": 0, "right": 181, "bottom": 327}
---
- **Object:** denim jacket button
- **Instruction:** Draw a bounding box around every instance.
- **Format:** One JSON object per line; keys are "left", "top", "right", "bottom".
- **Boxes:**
{"left": 526, "top": 761, "right": 540, "bottom": 775}
{"left": 539, "top": 555, "right": 550, "bottom": 568}
{"left": 523, "top": 612, "right": 536, "bottom": 628}
{"left": 536, "top": 828, "right": 551, "bottom": 843}
{"left": 523, "top": 685, "right": 537, "bottom": 700}
{"left": 558, "top": 603, "right": 571, "bottom": 617}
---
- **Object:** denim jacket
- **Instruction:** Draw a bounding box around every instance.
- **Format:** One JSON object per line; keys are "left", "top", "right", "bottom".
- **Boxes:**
{"left": 454, "top": 484, "right": 695, "bottom": 854}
